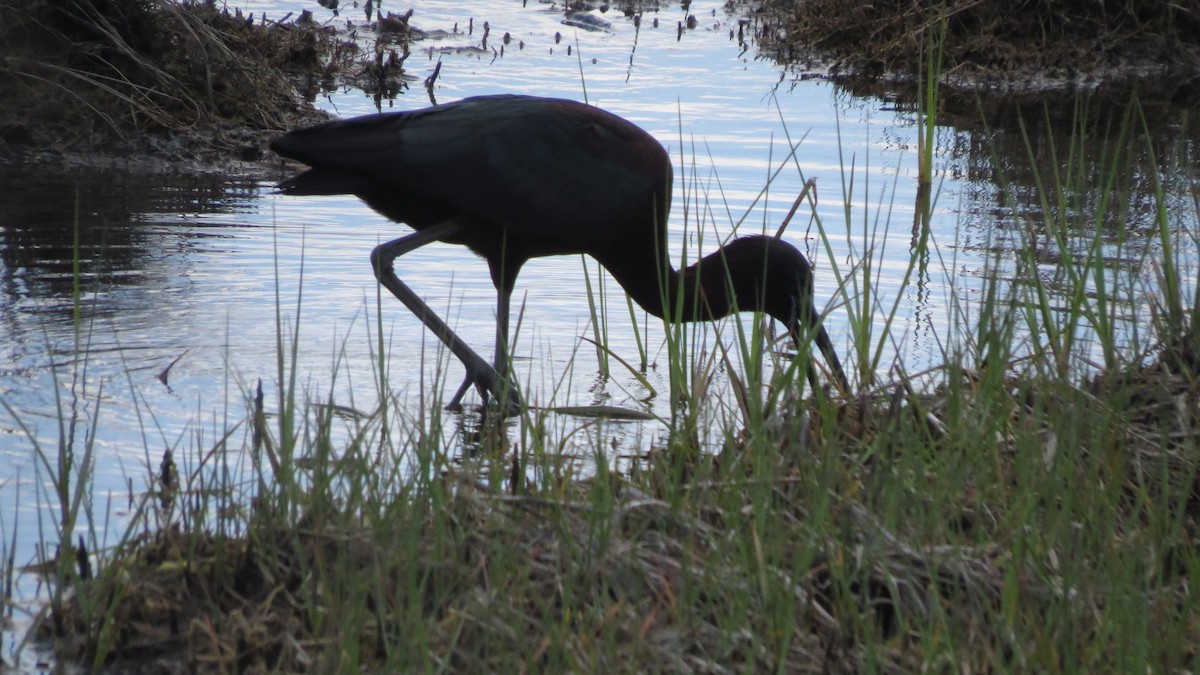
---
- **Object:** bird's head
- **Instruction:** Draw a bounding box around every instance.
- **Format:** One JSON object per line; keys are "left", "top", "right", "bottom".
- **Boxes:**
{"left": 691, "top": 234, "right": 846, "bottom": 389}
{"left": 704, "top": 235, "right": 819, "bottom": 329}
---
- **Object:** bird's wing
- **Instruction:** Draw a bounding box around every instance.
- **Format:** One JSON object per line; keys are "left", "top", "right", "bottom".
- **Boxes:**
{"left": 273, "top": 96, "right": 667, "bottom": 253}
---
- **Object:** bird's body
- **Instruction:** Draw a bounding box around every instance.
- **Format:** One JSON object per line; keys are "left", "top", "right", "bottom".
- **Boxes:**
{"left": 272, "top": 96, "right": 667, "bottom": 299}
{"left": 272, "top": 94, "right": 846, "bottom": 410}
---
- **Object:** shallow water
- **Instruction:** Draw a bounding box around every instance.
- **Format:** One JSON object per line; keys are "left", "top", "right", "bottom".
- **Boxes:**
{"left": 1, "top": 0, "right": 1197, "bottom": 666}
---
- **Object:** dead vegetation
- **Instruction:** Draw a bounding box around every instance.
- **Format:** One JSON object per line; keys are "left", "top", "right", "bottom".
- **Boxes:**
{"left": 762, "top": 0, "right": 1200, "bottom": 97}
{"left": 0, "top": 0, "right": 358, "bottom": 167}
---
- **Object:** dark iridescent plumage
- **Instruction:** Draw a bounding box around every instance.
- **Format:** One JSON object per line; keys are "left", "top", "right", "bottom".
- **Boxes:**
{"left": 272, "top": 94, "right": 846, "bottom": 410}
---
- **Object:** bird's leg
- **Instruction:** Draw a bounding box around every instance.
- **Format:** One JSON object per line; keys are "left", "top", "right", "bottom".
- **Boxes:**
{"left": 446, "top": 376, "right": 475, "bottom": 411}
{"left": 493, "top": 288, "right": 512, "bottom": 387}
{"left": 445, "top": 285, "right": 514, "bottom": 410}
{"left": 370, "top": 223, "right": 523, "bottom": 413}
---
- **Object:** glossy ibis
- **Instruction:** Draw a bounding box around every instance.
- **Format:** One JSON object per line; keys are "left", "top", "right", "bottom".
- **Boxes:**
{"left": 271, "top": 94, "right": 846, "bottom": 412}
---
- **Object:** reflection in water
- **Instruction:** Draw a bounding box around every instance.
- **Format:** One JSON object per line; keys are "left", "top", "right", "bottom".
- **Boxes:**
{"left": 954, "top": 95, "right": 1195, "bottom": 230}
{"left": 946, "top": 95, "right": 1198, "bottom": 326}
{"left": 0, "top": 168, "right": 265, "bottom": 449}
{"left": 0, "top": 170, "right": 253, "bottom": 321}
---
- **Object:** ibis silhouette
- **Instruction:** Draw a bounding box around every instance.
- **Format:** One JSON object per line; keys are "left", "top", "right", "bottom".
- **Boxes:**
{"left": 271, "top": 94, "right": 847, "bottom": 412}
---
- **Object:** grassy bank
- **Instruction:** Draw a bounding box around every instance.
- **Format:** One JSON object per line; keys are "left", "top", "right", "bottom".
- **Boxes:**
{"left": 34, "top": 318, "right": 1200, "bottom": 671}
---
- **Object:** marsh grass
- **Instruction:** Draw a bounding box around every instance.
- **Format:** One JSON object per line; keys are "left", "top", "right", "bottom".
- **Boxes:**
{"left": 12, "top": 98, "right": 1200, "bottom": 672}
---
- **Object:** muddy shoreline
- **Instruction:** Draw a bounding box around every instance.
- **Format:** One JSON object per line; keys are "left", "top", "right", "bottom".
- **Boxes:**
{"left": 761, "top": 0, "right": 1200, "bottom": 101}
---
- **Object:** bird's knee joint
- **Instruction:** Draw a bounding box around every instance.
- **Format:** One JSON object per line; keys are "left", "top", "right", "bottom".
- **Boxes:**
{"left": 370, "top": 246, "right": 394, "bottom": 275}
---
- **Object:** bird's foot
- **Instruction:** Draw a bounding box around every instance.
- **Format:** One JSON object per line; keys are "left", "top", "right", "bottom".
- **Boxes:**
{"left": 445, "top": 370, "right": 522, "bottom": 416}
{"left": 445, "top": 377, "right": 474, "bottom": 412}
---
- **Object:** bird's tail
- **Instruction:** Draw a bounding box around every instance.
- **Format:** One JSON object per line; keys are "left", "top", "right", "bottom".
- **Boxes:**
{"left": 274, "top": 168, "right": 367, "bottom": 196}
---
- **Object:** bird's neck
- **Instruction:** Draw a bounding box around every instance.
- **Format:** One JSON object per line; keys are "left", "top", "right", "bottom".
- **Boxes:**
{"left": 609, "top": 247, "right": 754, "bottom": 325}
